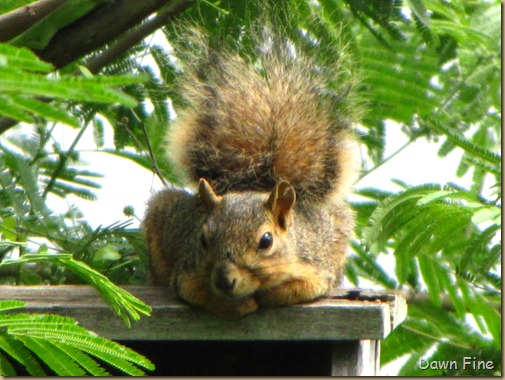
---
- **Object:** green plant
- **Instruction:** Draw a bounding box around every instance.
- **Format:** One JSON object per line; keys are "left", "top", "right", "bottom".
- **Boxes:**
{"left": 0, "top": 242, "right": 154, "bottom": 375}
{"left": 0, "top": 300, "right": 154, "bottom": 376}
{"left": 0, "top": 249, "right": 152, "bottom": 327}
{"left": 0, "top": 35, "right": 154, "bottom": 375}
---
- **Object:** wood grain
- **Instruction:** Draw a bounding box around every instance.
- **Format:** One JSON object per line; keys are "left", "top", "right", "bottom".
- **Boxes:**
{"left": 0, "top": 285, "right": 406, "bottom": 341}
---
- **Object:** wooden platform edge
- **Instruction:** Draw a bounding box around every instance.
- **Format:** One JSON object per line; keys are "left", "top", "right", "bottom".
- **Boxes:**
{"left": 0, "top": 285, "right": 407, "bottom": 341}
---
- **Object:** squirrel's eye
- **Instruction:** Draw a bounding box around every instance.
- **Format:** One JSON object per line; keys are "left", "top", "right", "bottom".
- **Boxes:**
{"left": 258, "top": 232, "right": 273, "bottom": 251}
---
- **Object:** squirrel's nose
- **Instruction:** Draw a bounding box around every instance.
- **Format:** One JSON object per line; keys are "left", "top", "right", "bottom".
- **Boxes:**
{"left": 214, "top": 267, "right": 237, "bottom": 293}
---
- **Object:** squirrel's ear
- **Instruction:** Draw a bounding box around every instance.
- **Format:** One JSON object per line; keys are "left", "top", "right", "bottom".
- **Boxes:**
{"left": 198, "top": 178, "right": 221, "bottom": 212}
{"left": 266, "top": 181, "right": 296, "bottom": 230}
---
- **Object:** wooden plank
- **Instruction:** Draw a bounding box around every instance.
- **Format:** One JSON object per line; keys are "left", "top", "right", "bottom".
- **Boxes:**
{"left": 0, "top": 285, "right": 406, "bottom": 341}
{"left": 331, "top": 340, "right": 380, "bottom": 376}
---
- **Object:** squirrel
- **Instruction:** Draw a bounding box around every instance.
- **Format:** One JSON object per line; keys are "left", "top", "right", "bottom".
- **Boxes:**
{"left": 144, "top": 31, "right": 360, "bottom": 317}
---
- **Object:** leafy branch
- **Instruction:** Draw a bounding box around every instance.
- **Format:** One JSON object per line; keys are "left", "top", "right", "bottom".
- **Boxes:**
{"left": 0, "top": 300, "right": 154, "bottom": 376}
{"left": 0, "top": 246, "right": 151, "bottom": 327}
{"left": 0, "top": 0, "right": 195, "bottom": 135}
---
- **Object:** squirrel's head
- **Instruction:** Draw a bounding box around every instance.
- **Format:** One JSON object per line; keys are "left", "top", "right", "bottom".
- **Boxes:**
{"left": 198, "top": 178, "right": 296, "bottom": 299}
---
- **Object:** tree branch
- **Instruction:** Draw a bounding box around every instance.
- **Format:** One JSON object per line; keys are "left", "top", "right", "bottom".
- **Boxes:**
{"left": 35, "top": 0, "right": 176, "bottom": 69}
{"left": 401, "top": 290, "right": 501, "bottom": 313}
{"left": 86, "top": 0, "right": 195, "bottom": 74}
{"left": 0, "top": 0, "right": 66, "bottom": 42}
{"left": 0, "top": 0, "right": 195, "bottom": 135}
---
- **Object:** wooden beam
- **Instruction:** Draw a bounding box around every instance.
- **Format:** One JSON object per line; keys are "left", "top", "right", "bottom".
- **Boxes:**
{"left": 0, "top": 285, "right": 406, "bottom": 342}
{"left": 331, "top": 340, "right": 381, "bottom": 375}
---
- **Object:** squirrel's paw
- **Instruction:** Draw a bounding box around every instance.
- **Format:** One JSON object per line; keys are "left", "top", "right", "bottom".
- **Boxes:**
{"left": 256, "top": 278, "right": 328, "bottom": 306}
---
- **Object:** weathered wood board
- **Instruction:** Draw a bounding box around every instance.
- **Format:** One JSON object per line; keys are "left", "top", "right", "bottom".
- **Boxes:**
{"left": 0, "top": 285, "right": 406, "bottom": 342}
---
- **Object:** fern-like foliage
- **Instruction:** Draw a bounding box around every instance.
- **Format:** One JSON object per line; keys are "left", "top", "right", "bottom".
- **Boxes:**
{"left": 0, "top": 36, "right": 154, "bottom": 376}
{"left": 0, "top": 300, "right": 154, "bottom": 376}
{"left": 0, "top": 243, "right": 154, "bottom": 375}
{"left": 0, "top": 146, "right": 148, "bottom": 285}
{"left": 0, "top": 247, "right": 152, "bottom": 327}
{"left": 0, "top": 40, "right": 149, "bottom": 282}
{"left": 382, "top": 298, "right": 501, "bottom": 376}
{"left": 360, "top": 39, "right": 440, "bottom": 123}
{"left": 363, "top": 183, "right": 500, "bottom": 284}
{"left": 359, "top": 184, "right": 500, "bottom": 374}
{"left": 0, "top": 44, "right": 143, "bottom": 126}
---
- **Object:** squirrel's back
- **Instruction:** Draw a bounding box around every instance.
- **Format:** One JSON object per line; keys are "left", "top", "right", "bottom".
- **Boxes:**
{"left": 168, "top": 32, "right": 360, "bottom": 203}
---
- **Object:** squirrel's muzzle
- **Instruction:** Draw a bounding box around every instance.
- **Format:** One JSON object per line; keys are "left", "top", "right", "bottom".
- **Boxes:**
{"left": 212, "top": 266, "right": 238, "bottom": 296}
{"left": 210, "top": 263, "right": 255, "bottom": 298}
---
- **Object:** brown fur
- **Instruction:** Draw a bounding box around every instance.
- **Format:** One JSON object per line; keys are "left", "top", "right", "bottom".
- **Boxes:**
{"left": 168, "top": 33, "right": 359, "bottom": 203}
{"left": 144, "top": 33, "right": 359, "bottom": 317}
{"left": 145, "top": 180, "right": 354, "bottom": 317}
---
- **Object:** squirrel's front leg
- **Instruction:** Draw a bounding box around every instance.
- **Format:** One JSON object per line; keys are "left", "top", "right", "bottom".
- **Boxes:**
{"left": 256, "top": 277, "right": 330, "bottom": 306}
{"left": 176, "top": 271, "right": 258, "bottom": 317}
{"left": 255, "top": 263, "right": 331, "bottom": 306}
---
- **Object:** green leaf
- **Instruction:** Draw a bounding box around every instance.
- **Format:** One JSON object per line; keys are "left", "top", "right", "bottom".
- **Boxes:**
{"left": 381, "top": 323, "right": 436, "bottom": 366}
{"left": 0, "top": 69, "right": 141, "bottom": 107}
{"left": 0, "top": 43, "right": 148, "bottom": 127}
{"left": 52, "top": 342, "right": 110, "bottom": 376}
{"left": 431, "top": 20, "right": 492, "bottom": 47}
{"left": 0, "top": 94, "right": 33, "bottom": 122}
{"left": 0, "top": 215, "right": 17, "bottom": 241}
{"left": 0, "top": 334, "right": 46, "bottom": 376}
{"left": 0, "top": 300, "right": 25, "bottom": 313}
{"left": 437, "top": 265, "right": 466, "bottom": 319}
{"left": 0, "top": 308, "right": 154, "bottom": 375}
{"left": 395, "top": 246, "right": 409, "bottom": 285}
{"left": 0, "top": 254, "right": 151, "bottom": 327}
{"left": 417, "top": 255, "right": 441, "bottom": 307}
{"left": 458, "top": 279, "right": 487, "bottom": 334}
{"left": 93, "top": 244, "right": 121, "bottom": 262}
{"left": 471, "top": 206, "right": 501, "bottom": 225}
{"left": 360, "top": 40, "right": 440, "bottom": 123}
{"left": 16, "top": 336, "right": 86, "bottom": 376}
{"left": 9, "top": 95, "right": 80, "bottom": 127}
{"left": 472, "top": 292, "right": 501, "bottom": 349}
{"left": 363, "top": 184, "right": 443, "bottom": 253}
{"left": 406, "top": 0, "right": 430, "bottom": 27}
{"left": 428, "top": 119, "right": 501, "bottom": 166}
{"left": 0, "top": 350, "right": 17, "bottom": 376}
{"left": 0, "top": 44, "right": 53, "bottom": 72}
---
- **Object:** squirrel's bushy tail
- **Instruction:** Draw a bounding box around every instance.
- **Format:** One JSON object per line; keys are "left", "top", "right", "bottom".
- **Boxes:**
{"left": 168, "top": 30, "right": 360, "bottom": 203}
